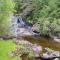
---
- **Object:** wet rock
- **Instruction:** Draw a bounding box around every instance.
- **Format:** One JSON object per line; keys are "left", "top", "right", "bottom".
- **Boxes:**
{"left": 42, "top": 48, "right": 60, "bottom": 60}
{"left": 17, "top": 28, "right": 33, "bottom": 36}
{"left": 11, "top": 16, "right": 40, "bottom": 37}
{"left": 53, "top": 37, "right": 60, "bottom": 43}
{"left": 32, "top": 44, "right": 42, "bottom": 57}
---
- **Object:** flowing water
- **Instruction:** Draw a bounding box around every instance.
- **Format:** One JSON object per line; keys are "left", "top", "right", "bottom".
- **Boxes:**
{"left": 11, "top": 16, "right": 60, "bottom": 51}
{"left": 23, "top": 36, "right": 60, "bottom": 51}
{"left": 11, "top": 16, "right": 39, "bottom": 36}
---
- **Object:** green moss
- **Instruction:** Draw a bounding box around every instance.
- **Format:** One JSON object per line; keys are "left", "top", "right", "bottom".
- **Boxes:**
{"left": 0, "top": 40, "right": 21, "bottom": 60}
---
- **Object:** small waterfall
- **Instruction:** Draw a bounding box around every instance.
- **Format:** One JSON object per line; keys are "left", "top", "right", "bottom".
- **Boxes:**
{"left": 11, "top": 16, "right": 40, "bottom": 37}
{"left": 11, "top": 16, "right": 18, "bottom": 37}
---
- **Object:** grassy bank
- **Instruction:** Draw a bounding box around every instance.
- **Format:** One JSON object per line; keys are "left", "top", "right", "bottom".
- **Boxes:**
{"left": 0, "top": 40, "right": 21, "bottom": 60}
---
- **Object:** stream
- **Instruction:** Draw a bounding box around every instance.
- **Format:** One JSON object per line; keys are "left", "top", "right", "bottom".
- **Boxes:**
{"left": 23, "top": 36, "right": 60, "bottom": 51}
{"left": 10, "top": 16, "right": 60, "bottom": 60}
{"left": 11, "top": 16, "right": 60, "bottom": 51}
{"left": 11, "top": 16, "right": 40, "bottom": 36}
{"left": 14, "top": 36, "right": 60, "bottom": 60}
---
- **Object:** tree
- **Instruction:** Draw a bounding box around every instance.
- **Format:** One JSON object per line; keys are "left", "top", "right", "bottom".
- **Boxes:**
{"left": 31, "top": 0, "right": 60, "bottom": 37}
{"left": 0, "top": 0, "right": 15, "bottom": 35}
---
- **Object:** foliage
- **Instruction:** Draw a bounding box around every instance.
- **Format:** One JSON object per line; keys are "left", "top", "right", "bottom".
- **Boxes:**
{"left": 14, "top": 0, "right": 34, "bottom": 20}
{"left": 14, "top": 0, "right": 60, "bottom": 37}
{"left": 14, "top": 0, "right": 22, "bottom": 14}
{"left": 31, "top": 0, "right": 60, "bottom": 37}
{"left": 0, "top": 0, "right": 15, "bottom": 35}
{"left": 16, "top": 45, "right": 36, "bottom": 58}
{"left": 12, "top": 45, "right": 36, "bottom": 58}
{"left": 37, "top": 18, "right": 60, "bottom": 37}
{"left": 17, "top": 0, "right": 60, "bottom": 37}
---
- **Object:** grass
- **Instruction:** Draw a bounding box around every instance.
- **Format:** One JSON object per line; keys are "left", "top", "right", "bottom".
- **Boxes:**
{"left": 0, "top": 39, "right": 21, "bottom": 60}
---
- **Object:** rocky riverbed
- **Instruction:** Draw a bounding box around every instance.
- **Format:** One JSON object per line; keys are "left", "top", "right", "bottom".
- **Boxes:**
{"left": 11, "top": 39, "right": 60, "bottom": 60}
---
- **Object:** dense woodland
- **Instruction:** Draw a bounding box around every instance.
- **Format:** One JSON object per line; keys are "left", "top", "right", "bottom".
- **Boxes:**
{"left": 14, "top": 0, "right": 60, "bottom": 38}
{"left": 0, "top": 0, "right": 60, "bottom": 38}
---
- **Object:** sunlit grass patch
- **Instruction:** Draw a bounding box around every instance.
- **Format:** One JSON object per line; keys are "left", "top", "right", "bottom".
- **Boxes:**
{"left": 0, "top": 40, "right": 21, "bottom": 60}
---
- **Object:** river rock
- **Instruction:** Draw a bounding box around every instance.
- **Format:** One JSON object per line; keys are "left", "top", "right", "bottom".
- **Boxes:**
{"left": 32, "top": 44, "right": 42, "bottom": 57}
{"left": 43, "top": 48, "right": 60, "bottom": 60}
{"left": 13, "top": 40, "right": 42, "bottom": 57}
{"left": 54, "top": 36, "right": 60, "bottom": 43}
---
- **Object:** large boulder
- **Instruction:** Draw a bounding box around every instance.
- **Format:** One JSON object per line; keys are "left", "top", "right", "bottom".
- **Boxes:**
{"left": 17, "top": 28, "right": 34, "bottom": 36}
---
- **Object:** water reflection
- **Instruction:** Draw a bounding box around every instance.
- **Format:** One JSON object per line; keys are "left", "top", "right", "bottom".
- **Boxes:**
{"left": 23, "top": 36, "right": 60, "bottom": 51}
